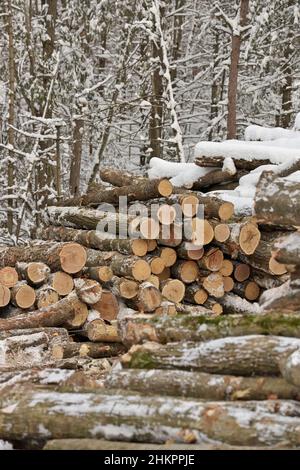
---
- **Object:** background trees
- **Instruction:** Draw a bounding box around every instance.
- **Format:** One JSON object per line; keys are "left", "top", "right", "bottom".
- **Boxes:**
{"left": 0, "top": 0, "right": 299, "bottom": 241}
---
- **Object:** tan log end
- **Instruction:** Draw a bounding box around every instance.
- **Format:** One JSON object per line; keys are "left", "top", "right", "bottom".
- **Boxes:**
{"left": 161, "top": 279, "right": 185, "bottom": 303}
{"left": 140, "top": 218, "right": 160, "bottom": 240}
{"left": 191, "top": 219, "right": 214, "bottom": 245}
{"left": 158, "top": 179, "right": 173, "bottom": 197}
{"left": 186, "top": 245, "right": 204, "bottom": 260}
{"left": 211, "top": 303, "right": 223, "bottom": 315}
{"left": 26, "top": 262, "right": 50, "bottom": 285}
{"left": 218, "top": 202, "right": 234, "bottom": 221}
{"left": 64, "top": 299, "right": 88, "bottom": 328}
{"left": 180, "top": 195, "right": 199, "bottom": 217}
{"left": 132, "top": 259, "right": 151, "bottom": 281}
{"left": 160, "top": 247, "right": 177, "bottom": 267}
{"left": 155, "top": 302, "right": 177, "bottom": 316}
{"left": 214, "top": 223, "right": 230, "bottom": 242}
{"left": 202, "top": 273, "right": 224, "bottom": 298}
{"left": 0, "top": 284, "right": 11, "bottom": 307}
{"left": 0, "top": 267, "right": 19, "bottom": 288}
{"left": 12, "top": 284, "right": 36, "bottom": 309}
{"left": 147, "top": 240, "right": 157, "bottom": 252}
{"left": 180, "top": 260, "right": 199, "bottom": 283}
{"left": 98, "top": 266, "right": 114, "bottom": 283}
{"left": 119, "top": 279, "right": 139, "bottom": 299}
{"left": 150, "top": 257, "right": 165, "bottom": 275}
{"left": 220, "top": 259, "right": 234, "bottom": 277}
{"left": 245, "top": 281, "right": 260, "bottom": 301}
{"left": 59, "top": 243, "right": 87, "bottom": 274}
{"left": 146, "top": 275, "right": 160, "bottom": 289}
{"left": 157, "top": 205, "right": 176, "bottom": 225}
{"left": 194, "top": 288, "right": 208, "bottom": 305}
{"left": 87, "top": 319, "right": 121, "bottom": 342}
{"left": 269, "top": 256, "right": 288, "bottom": 275}
{"left": 51, "top": 271, "right": 74, "bottom": 296}
{"left": 37, "top": 288, "right": 59, "bottom": 309}
{"left": 51, "top": 344, "right": 64, "bottom": 360}
{"left": 234, "top": 263, "right": 251, "bottom": 282}
{"left": 223, "top": 276, "right": 234, "bottom": 293}
{"left": 93, "top": 291, "right": 119, "bottom": 321}
{"left": 131, "top": 239, "right": 148, "bottom": 257}
{"left": 203, "top": 248, "right": 224, "bottom": 272}
{"left": 239, "top": 223, "right": 261, "bottom": 255}
{"left": 158, "top": 267, "right": 171, "bottom": 282}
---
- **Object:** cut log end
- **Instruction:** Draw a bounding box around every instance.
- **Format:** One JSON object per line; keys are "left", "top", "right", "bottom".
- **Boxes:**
{"left": 160, "top": 247, "right": 177, "bottom": 267}
{"left": 218, "top": 202, "right": 234, "bottom": 221}
{"left": 245, "top": 281, "right": 260, "bottom": 301}
{"left": 202, "top": 273, "right": 224, "bottom": 298}
{"left": 0, "top": 284, "right": 11, "bottom": 307}
{"left": 59, "top": 243, "right": 87, "bottom": 274}
{"left": 194, "top": 288, "right": 208, "bottom": 305}
{"left": 220, "top": 259, "right": 234, "bottom": 277}
{"left": 147, "top": 240, "right": 157, "bottom": 252}
{"left": 75, "top": 278, "right": 103, "bottom": 305}
{"left": 214, "top": 223, "right": 230, "bottom": 243}
{"left": 87, "top": 319, "right": 121, "bottom": 342}
{"left": 119, "top": 279, "right": 139, "bottom": 299}
{"left": 191, "top": 219, "right": 214, "bottom": 246}
{"left": 157, "top": 205, "right": 176, "bottom": 225}
{"left": 26, "top": 262, "right": 50, "bottom": 285}
{"left": 131, "top": 239, "right": 148, "bottom": 257}
{"left": 140, "top": 218, "right": 160, "bottom": 240}
{"left": 0, "top": 267, "right": 19, "bottom": 288}
{"left": 93, "top": 291, "right": 119, "bottom": 321}
{"left": 64, "top": 299, "right": 88, "bottom": 328}
{"left": 12, "top": 284, "right": 36, "bottom": 309}
{"left": 269, "top": 256, "right": 288, "bottom": 276}
{"left": 223, "top": 276, "right": 234, "bottom": 293}
{"left": 180, "top": 195, "right": 199, "bottom": 217}
{"left": 234, "top": 263, "right": 251, "bottom": 282}
{"left": 37, "top": 288, "right": 59, "bottom": 309}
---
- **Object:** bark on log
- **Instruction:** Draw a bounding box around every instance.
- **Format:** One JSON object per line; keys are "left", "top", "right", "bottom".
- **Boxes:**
{"left": 100, "top": 167, "right": 145, "bottom": 187}
{"left": 191, "top": 169, "right": 246, "bottom": 191}
{"left": 121, "top": 336, "right": 300, "bottom": 376}
{"left": 2, "top": 389, "right": 300, "bottom": 446}
{"left": 218, "top": 293, "right": 262, "bottom": 315}
{"left": 195, "top": 155, "right": 271, "bottom": 170}
{"left": 119, "top": 311, "right": 300, "bottom": 346}
{"left": 171, "top": 260, "right": 199, "bottom": 283}
{"left": 176, "top": 243, "right": 204, "bottom": 261}
{"left": 260, "top": 281, "right": 300, "bottom": 312}
{"left": 184, "top": 284, "right": 208, "bottom": 305}
{"left": 255, "top": 171, "right": 300, "bottom": 226}
{"left": 83, "top": 266, "right": 113, "bottom": 283}
{"left": 214, "top": 221, "right": 261, "bottom": 257}
{"left": 106, "top": 368, "right": 300, "bottom": 401}
{"left": 0, "top": 242, "right": 87, "bottom": 274}
{"left": 45, "top": 206, "right": 136, "bottom": 233}
{"left": 37, "top": 225, "right": 148, "bottom": 257}
{"left": 0, "top": 292, "right": 85, "bottom": 331}
{"left": 60, "top": 178, "right": 173, "bottom": 207}
{"left": 232, "top": 281, "right": 260, "bottom": 301}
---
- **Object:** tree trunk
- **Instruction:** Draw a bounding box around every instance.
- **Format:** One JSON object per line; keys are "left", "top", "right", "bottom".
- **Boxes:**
{"left": 69, "top": 116, "right": 84, "bottom": 196}
{"left": 227, "top": 0, "right": 249, "bottom": 139}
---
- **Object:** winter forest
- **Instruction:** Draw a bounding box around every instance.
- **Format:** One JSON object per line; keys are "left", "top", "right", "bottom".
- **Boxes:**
{"left": 0, "top": 0, "right": 299, "bottom": 242}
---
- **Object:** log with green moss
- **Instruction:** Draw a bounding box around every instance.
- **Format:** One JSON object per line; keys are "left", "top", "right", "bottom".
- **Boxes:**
{"left": 119, "top": 311, "right": 300, "bottom": 346}
{"left": 105, "top": 368, "right": 300, "bottom": 401}
{"left": 121, "top": 336, "right": 300, "bottom": 376}
{"left": 2, "top": 388, "right": 300, "bottom": 446}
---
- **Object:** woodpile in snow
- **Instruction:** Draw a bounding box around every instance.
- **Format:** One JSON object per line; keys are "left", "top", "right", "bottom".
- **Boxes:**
{"left": 2, "top": 148, "right": 300, "bottom": 449}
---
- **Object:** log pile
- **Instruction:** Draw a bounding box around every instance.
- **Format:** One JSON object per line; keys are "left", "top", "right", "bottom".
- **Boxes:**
{"left": 1, "top": 164, "right": 300, "bottom": 449}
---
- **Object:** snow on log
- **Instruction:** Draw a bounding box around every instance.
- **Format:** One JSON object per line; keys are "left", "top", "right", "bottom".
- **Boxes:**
{"left": 119, "top": 311, "right": 300, "bottom": 347}
{"left": 272, "top": 231, "right": 300, "bottom": 267}
{"left": 121, "top": 336, "right": 300, "bottom": 376}
{"left": 245, "top": 125, "right": 300, "bottom": 142}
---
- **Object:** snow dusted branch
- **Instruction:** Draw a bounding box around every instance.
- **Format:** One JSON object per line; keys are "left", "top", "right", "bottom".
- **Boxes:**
{"left": 151, "top": 0, "right": 185, "bottom": 163}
